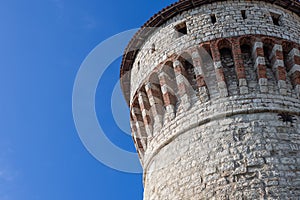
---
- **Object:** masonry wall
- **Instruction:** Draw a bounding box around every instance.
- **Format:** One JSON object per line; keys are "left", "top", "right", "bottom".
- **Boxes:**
{"left": 144, "top": 112, "right": 300, "bottom": 199}
{"left": 130, "top": 1, "right": 300, "bottom": 99}
{"left": 125, "top": 0, "right": 300, "bottom": 199}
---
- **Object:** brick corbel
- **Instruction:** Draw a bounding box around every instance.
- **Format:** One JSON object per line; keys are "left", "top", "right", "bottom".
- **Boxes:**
{"left": 130, "top": 103, "right": 147, "bottom": 150}
{"left": 270, "top": 44, "right": 287, "bottom": 95}
{"left": 232, "top": 38, "right": 248, "bottom": 94}
{"left": 145, "top": 82, "right": 164, "bottom": 133}
{"left": 173, "top": 60, "right": 193, "bottom": 110}
{"left": 190, "top": 48, "right": 209, "bottom": 102}
{"left": 252, "top": 41, "right": 268, "bottom": 93}
{"left": 210, "top": 41, "right": 228, "bottom": 97}
{"left": 138, "top": 90, "right": 153, "bottom": 137}
{"left": 158, "top": 69, "right": 177, "bottom": 121}
{"left": 287, "top": 48, "right": 300, "bottom": 98}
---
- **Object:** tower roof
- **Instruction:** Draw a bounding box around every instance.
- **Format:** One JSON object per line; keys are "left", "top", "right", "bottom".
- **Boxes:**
{"left": 120, "top": 0, "right": 300, "bottom": 104}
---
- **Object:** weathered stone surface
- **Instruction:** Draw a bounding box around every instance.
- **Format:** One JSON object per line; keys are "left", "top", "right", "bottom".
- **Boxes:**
{"left": 120, "top": 0, "right": 300, "bottom": 199}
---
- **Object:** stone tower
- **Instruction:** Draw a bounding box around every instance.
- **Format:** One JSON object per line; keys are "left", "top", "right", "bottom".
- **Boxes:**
{"left": 120, "top": 0, "right": 300, "bottom": 199}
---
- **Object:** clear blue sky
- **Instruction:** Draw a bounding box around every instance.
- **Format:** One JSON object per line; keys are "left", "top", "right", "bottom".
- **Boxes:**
{"left": 0, "top": 0, "right": 176, "bottom": 199}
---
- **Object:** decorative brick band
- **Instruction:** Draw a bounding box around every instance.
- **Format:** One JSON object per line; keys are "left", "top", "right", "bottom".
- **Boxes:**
{"left": 129, "top": 35, "right": 300, "bottom": 156}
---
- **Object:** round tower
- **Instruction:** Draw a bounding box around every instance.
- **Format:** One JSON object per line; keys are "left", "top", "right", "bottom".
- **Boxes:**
{"left": 120, "top": 0, "right": 300, "bottom": 199}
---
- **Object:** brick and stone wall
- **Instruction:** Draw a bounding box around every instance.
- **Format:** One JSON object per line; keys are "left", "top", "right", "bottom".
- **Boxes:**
{"left": 144, "top": 112, "right": 300, "bottom": 199}
{"left": 130, "top": 1, "right": 300, "bottom": 100}
{"left": 121, "top": 0, "right": 300, "bottom": 199}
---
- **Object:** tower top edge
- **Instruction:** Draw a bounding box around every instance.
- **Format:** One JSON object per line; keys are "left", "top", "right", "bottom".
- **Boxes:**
{"left": 120, "top": 0, "right": 300, "bottom": 104}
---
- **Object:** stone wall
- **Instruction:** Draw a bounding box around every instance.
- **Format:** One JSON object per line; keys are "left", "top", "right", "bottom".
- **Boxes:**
{"left": 124, "top": 0, "right": 300, "bottom": 199}
{"left": 130, "top": 1, "right": 300, "bottom": 100}
{"left": 130, "top": 34, "right": 300, "bottom": 162}
{"left": 144, "top": 112, "right": 300, "bottom": 199}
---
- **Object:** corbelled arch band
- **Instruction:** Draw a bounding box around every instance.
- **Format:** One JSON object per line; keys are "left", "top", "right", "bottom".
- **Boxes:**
{"left": 129, "top": 35, "right": 300, "bottom": 160}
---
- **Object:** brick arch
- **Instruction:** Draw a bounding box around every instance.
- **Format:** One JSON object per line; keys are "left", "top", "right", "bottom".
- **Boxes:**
{"left": 239, "top": 36, "right": 257, "bottom": 48}
{"left": 176, "top": 51, "right": 192, "bottom": 61}
{"left": 281, "top": 41, "right": 300, "bottom": 97}
{"left": 239, "top": 36, "right": 256, "bottom": 56}
{"left": 218, "top": 38, "right": 240, "bottom": 96}
{"left": 200, "top": 42, "right": 212, "bottom": 57}
{"left": 158, "top": 60, "right": 178, "bottom": 121}
{"left": 262, "top": 37, "right": 276, "bottom": 62}
{"left": 198, "top": 42, "right": 220, "bottom": 99}
{"left": 188, "top": 47, "right": 205, "bottom": 82}
{"left": 146, "top": 72, "right": 165, "bottom": 133}
{"left": 130, "top": 94, "right": 147, "bottom": 155}
{"left": 162, "top": 60, "right": 176, "bottom": 79}
{"left": 177, "top": 52, "right": 197, "bottom": 91}
{"left": 217, "top": 38, "right": 232, "bottom": 50}
{"left": 238, "top": 36, "right": 259, "bottom": 93}
{"left": 262, "top": 37, "right": 276, "bottom": 45}
{"left": 278, "top": 40, "right": 296, "bottom": 96}
{"left": 198, "top": 43, "right": 214, "bottom": 69}
{"left": 217, "top": 38, "right": 234, "bottom": 68}
{"left": 148, "top": 72, "right": 162, "bottom": 89}
{"left": 282, "top": 40, "right": 295, "bottom": 72}
{"left": 187, "top": 46, "right": 211, "bottom": 102}
{"left": 261, "top": 37, "right": 276, "bottom": 44}
{"left": 262, "top": 37, "right": 279, "bottom": 93}
{"left": 194, "top": 44, "right": 211, "bottom": 67}
{"left": 138, "top": 85, "right": 152, "bottom": 130}
{"left": 130, "top": 112, "right": 144, "bottom": 159}
{"left": 282, "top": 40, "right": 295, "bottom": 55}
{"left": 161, "top": 60, "right": 179, "bottom": 99}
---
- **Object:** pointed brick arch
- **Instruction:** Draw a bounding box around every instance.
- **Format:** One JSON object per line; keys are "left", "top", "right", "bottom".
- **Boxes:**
{"left": 138, "top": 86, "right": 153, "bottom": 137}
{"left": 217, "top": 38, "right": 232, "bottom": 50}
{"left": 239, "top": 36, "right": 257, "bottom": 47}
{"left": 130, "top": 113, "right": 144, "bottom": 160}
{"left": 177, "top": 52, "right": 197, "bottom": 91}
{"left": 262, "top": 38, "right": 276, "bottom": 68}
{"left": 158, "top": 60, "right": 178, "bottom": 121}
{"left": 210, "top": 40, "right": 228, "bottom": 97}
{"left": 198, "top": 42, "right": 219, "bottom": 99}
{"left": 190, "top": 46, "right": 210, "bottom": 102}
{"left": 282, "top": 41, "right": 296, "bottom": 71}
{"left": 174, "top": 53, "right": 196, "bottom": 111}
{"left": 239, "top": 36, "right": 259, "bottom": 93}
{"left": 145, "top": 72, "right": 165, "bottom": 133}
{"left": 130, "top": 95, "right": 147, "bottom": 155}
{"left": 262, "top": 37, "right": 287, "bottom": 94}
{"left": 218, "top": 38, "right": 239, "bottom": 96}
{"left": 283, "top": 42, "right": 300, "bottom": 97}
{"left": 200, "top": 43, "right": 212, "bottom": 58}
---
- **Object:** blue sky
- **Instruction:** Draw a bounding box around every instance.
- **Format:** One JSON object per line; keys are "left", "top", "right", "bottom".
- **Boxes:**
{"left": 0, "top": 0, "right": 176, "bottom": 199}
